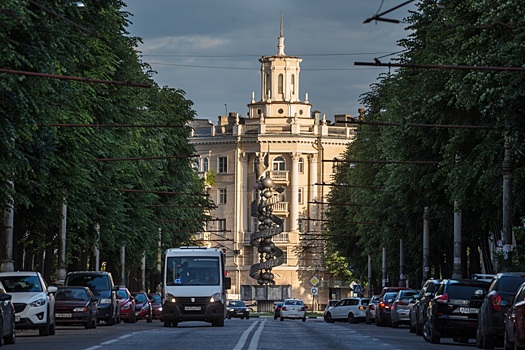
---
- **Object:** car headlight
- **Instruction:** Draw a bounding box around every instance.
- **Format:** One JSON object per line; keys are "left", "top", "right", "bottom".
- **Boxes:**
{"left": 158, "top": 307, "right": 162, "bottom": 311}
{"left": 122, "top": 303, "right": 131, "bottom": 310}
{"left": 73, "top": 307, "right": 88, "bottom": 312}
{"left": 30, "top": 298, "right": 46, "bottom": 307}
{"left": 99, "top": 298, "right": 112, "bottom": 304}
{"left": 229, "top": 308, "right": 234, "bottom": 312}
{"left": 210, "top": 293, "right": 221, "bottom": 302}
{"left": 166, "top": 293, "right": 176, "bottom": 303}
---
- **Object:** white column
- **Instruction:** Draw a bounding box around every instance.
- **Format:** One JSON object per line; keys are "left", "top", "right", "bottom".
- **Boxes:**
{"left": 290, "top": 153, "right": 301, "bottom": 232}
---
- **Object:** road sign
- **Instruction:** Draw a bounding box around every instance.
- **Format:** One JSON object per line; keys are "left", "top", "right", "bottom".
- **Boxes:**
{"left": 310, "top": 276, "right": 319, "bottom": 286}
{"left": 353, "top": 284, "right": 362, "bottom": 294}
{"left": 311, "top": 286, "right": 319, "bottom": 295}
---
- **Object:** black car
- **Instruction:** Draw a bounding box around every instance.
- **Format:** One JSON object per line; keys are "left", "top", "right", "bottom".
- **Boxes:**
{"left": 226, "top": 300, "right": 250, "bottom": 319}
{"left": 476, "top": 272, "right": 525, "bottom": 349}
{"left": 375, "top": 291, "right": 398, "bottom": 327}
{"left": 409, "top": 278, "right": 442, "bottom": 335}
{"left": 0, "top": 280, "right": 16, "bottom": 345}
{"left": 54, "top": 286, "right": 98, "bottom": 329}
{"left": 424, "top": 279, "right": 490, "bottom": 344}
{"left": 64, "top": 271, "right": 119, "bottom": 326}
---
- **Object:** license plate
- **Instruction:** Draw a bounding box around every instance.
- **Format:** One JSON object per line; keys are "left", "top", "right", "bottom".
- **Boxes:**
{"left": 184, "top": 306, "right": 201, "bottom": 311}
{"left": 458, "top": 307, "right": 478, "bottom": 314}
{"left": 56, "top": 313, "right": 72, "bottom": 318}
{"left": 15, "top": 316, "right": 20, "bottom": 322}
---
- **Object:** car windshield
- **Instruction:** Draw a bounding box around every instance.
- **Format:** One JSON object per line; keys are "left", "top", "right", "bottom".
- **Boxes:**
{"left": 229, "top": 301, "right": 246, "bottom": 307}
{"left": 56, "top": 288, "right": 88, "bottom": 301}
{"left": 149, "top": 294, "right": 162, "bottom": 303}
{"left": 117, "top": 290, "right": 129, "bottom": 299}
{"left": 0, "top": 276, "right": 43, "bottom": 293}
{"left": 166, "top": 257, "right": 220, "bottom": 286}
{"left": 67, "top": 275, "right": 109, "bottom": 291}
{"left": 383, "top": 292, "right": 398, "bottom": 301}
{"left": 134, "top": 293, "right": 148, "bottom": 303}
{"left": 446, "top": 284, "right": 487, "bottom": 299}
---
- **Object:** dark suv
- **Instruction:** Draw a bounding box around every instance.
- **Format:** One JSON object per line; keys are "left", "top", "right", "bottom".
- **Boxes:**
{"left": 476, "top": 272, "right": 525, "bottom": 349}
{"left": 424, "top": 279, "right": 490, "bottom": 344}
{"left": 65, "top": 271, "right": 119, "bottom": 326}
{"left": 409, "top": 278, "right": 442, "bottom": 335}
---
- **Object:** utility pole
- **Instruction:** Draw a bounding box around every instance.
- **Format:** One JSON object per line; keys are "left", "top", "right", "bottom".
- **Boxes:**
{"left": 382, "top": 246, "right": 387, "bottom": 287}
{"left": 502, "top": 130, "right": 513, "bottom": 267}
{"left": 56, "top": 200, "right": 67, "bottom": 284}
{"left": 452, "top": 200, "right": 462, "bottom": 279}
{"left": 399, "top": 239, "right": 406, "bottom": 287}
{"left": 423, "top": 207, "right": 430, "bottom": 282}
{"left": 1, "top": 188, "right": 15, "bottom": 272}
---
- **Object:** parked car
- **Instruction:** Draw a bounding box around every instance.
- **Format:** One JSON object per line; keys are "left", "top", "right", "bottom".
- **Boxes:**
{"left": 477, "top": 272, "right": 525, "bottom": 349}
{"left": 503, "top": 281, "right": 525, "bottom": 349}
{"left": 375, "top": 291, "right": 398, "bottom": 327}
{"left": 324, "top": 299, "right": 339, "bottom": 312}
{"left": 409, "top": 278, "right": 442, "bottom": 335}
{"left": 390, "top": 289, "right": 419, "bottom": 328}
{"left": 280, "top": 299, "right": 307, "bottom": 322}
{"left": 64, "top": 271, "right": 119, "bottom": 326}
{"left": 378, "top": 286, "right": 411, "bottom": 299}
{"left": 424, "top": 279, "right": 490, "bottom": 344}
{"left": 54, "top": 286, "right": 98, "bottom": 329}
{"left": 116, "top": 287, "right": 136, "bottom": 323}
{"left": 365, "top": 295, "right": 380, "bottom": 324}
{"left": 0, "top": 271, "right": 57, "bottom": 336}
{"left": 0, "top": 280, "right": 16, "bottom": 345}
{"left": 147, "top": 293, "right": 163, "bottom": 321}
{"left": 226, "top": 300, "right": 250, "bottom": 319}
{"left": 131, "top": 291, "right": 152, "bottom": 323}
{"left": 274, "top": 302, "right": 283, "bottom": 320}
{"left": 324, "top": 297, "right": 370, "bottom": 324}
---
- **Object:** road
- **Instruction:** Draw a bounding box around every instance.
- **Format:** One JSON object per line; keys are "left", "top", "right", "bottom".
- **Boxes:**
{"left": 9, "top": 317, "right": 480, "bottom": 350}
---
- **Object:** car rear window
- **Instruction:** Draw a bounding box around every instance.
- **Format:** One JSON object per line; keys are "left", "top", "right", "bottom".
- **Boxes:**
{"left": 446, "top": 284, "right": 486, "bottom": 299}
{"left": 498, "top": 276, "right": 525, "bottom": 293}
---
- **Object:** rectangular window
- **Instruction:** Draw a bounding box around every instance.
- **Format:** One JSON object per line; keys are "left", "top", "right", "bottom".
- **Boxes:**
{"left": 218, "top": 157, "right": 227, "bottom": 173}
{"left": 218, "top": 188, "right": 227, "bottom": 204}
{"left": 217, "top": 219, "right": 226, "bottom": 234}
{"left": 298, "top": 188, "right": 303, "bottom": 204}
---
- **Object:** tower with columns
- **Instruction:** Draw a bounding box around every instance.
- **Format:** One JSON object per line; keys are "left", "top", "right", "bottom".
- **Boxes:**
{"left": 189, "top": 18, "right": 359, "bottom": 309}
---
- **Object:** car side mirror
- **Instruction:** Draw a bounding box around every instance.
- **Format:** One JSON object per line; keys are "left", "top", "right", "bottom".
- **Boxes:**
{"left": 501, "top": 299, "right": 510, "bottom": 307}
{"left": 48, "top": 286, "right": 58, "bottom": 293}
{"left": 474, "top": 289, "right": 485, "bottom": 298}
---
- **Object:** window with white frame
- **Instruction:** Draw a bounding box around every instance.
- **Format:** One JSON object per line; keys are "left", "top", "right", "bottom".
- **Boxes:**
{"left": 217, "top": 219, "right": 226, "bottom": 234}
{"left": 218, "top": 156, "right": 227, "bottom": 173}
{"left": 272, "top": 156, "right": 286, "bottom": 171}
{"left": 298, "top": 157, "right": 304, "bottom": 173}
{"left": 202, "top": 158, "right": 209, "bottom": 172}
{"left": 218, "top": 188, "right": 227, "bottom": 204}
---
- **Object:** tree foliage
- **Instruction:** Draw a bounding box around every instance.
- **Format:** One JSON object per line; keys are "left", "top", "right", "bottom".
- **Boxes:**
{"left": 0, "top": 0, "right": 213, "bottom": 287}
{"left": 326, "top": 0, "right": 525, "bottom": 290}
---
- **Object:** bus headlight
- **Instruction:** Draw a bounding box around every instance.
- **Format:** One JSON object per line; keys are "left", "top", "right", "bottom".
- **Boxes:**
{"left": 166, "top": 293, "right": 176, "bottom": 303}
{"left": 210, "top": 293, "right": 221, "bottom": 303}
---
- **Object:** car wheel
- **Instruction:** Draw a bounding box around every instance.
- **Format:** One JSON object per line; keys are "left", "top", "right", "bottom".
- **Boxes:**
{"left": 348, "top": 313, "right": 356, "bottom": 324}
{"left": 429, "top": 319, "right": 441, "bottom": 344}
{"left": 240, "top": 316, "right": 244, "bottom": 320}
{"left": 280, "top": 317, "right": 284, "bottom": 321}
{"left": 228, "top": 315, "right": 232, "bottom": 320}
{"left": 274, "top": 315, "right": 277, "bottom": 320}
{"left": 246, "top": 315, "right": 250, "bottom": 320}
{"left": 422, "top": 320, "right": 431, "bottom": 342}
{"left": 324, "top": 312, "right": 334, "bottom": 323}
{"left": 365, "top": 313, "right": 371, "bottom": 324}
{"left": 4, "top": 318, "right": 15, "bottom": 345}
{"left": 39, "top": 321, "right": 51, "bottom": 336}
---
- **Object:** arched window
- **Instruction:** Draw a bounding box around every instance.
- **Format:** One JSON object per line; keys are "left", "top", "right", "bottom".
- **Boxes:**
{"left": 291, "top": 74, "right": 295, "bottom": 95}
{"left": 278, "top": 74, "right": 284, "bottom": 95}
{"left": 272, "top": 156, "right": 286, "bottom": 171}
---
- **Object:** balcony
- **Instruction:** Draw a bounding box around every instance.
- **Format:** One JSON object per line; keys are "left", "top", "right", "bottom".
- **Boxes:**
{"left": 271, "top": 201, "right": 288, "bottom": 214}
{"left": 269, "top": 170, "right": 289, "bottom": 184}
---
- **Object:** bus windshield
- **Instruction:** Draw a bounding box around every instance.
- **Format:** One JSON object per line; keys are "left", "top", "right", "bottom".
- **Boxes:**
{"left": 166, "top": 256, "right": 220, "bottom": 286}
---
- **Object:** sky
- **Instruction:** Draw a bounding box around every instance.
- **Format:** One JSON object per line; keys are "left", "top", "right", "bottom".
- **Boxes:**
{"left": 122, "top": 1, "right": 416, "bottom": 121}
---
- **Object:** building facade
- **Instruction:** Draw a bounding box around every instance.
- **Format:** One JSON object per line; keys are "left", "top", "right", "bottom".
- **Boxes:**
{"left": 189, "top": 26, "right": 359, "bottom": 310}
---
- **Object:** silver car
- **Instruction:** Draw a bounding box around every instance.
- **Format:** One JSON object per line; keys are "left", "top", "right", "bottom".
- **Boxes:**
{"left": 391, "top": 289, "right": 419, "bottom": 327}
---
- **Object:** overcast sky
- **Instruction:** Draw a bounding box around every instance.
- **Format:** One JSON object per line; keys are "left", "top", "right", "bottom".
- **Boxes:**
{"left": 123, "top": 0, "right": 416, "bottom": 121}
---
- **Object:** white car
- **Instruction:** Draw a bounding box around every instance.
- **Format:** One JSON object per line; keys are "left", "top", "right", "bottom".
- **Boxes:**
{"left": 324, "top": 297, "right": 370, "bottom": 323}
{"left": 0, "top": 271, "right": 57, "bottom": 336}
{"left": 280, "top": 299, "right": 307, "bottom": 322}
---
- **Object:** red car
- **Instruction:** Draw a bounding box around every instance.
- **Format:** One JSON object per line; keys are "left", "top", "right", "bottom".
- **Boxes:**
{"left": 503, "top": 282, "right": 525, "bottom": 349}
{"left": 54, "top": 286, "right": 98, "bottom": 329}
{"left": 147, "top": 293, "right": 163, "bottom": 321}
{"left": 131, "top": 291, "right": 152, "bottom": 323}
{"left": 117, "top": 287, "right": 136, "bottom": 323}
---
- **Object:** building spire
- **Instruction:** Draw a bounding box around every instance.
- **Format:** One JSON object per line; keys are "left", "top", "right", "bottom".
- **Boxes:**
{"left": 277, "top": 12, "right": 285, "bottom": 56}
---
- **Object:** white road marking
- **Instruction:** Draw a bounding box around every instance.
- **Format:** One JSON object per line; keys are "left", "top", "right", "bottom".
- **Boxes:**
{"left": 248, "top": 319, "right": 266, "bottom": 350}
{"left": 233, "top": 320, "right": 259, "bottom": 350}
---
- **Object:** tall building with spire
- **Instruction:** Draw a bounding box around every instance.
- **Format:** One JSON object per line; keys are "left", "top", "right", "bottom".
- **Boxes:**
{"left": 189, "top": 18, "right": 360, "bottom": 310}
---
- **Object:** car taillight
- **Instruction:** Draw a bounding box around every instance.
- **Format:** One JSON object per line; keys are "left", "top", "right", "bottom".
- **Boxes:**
{"left": 300, "top": 307, "right": 305, "bottom": 311}
{"left": 282, "top": 306, "right": 287, "bottom": 311}
{"left": 435, "top": 293, "right": 449, "bottom": 304}
{"left": 379, "top": 302, "right": 390, "bottom": 309}
{"left": 359, "top": 306, "right": 366, "bottom": 310}
{"left": 490, "top": 293, "right": 503, "bottom": 312}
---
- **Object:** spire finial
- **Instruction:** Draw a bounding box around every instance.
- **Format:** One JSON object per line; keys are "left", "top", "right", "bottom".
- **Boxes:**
{"left": 277, "top": 12, "right": 285, "bottom": 56}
